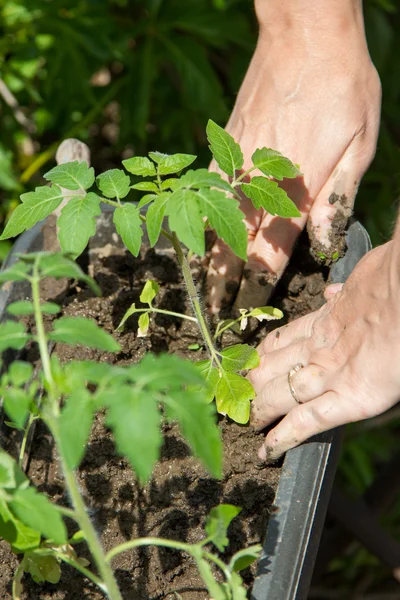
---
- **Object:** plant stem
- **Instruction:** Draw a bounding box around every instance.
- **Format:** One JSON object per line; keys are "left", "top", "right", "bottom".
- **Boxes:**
{"left": 18, "top": 413, "right": 37, "bottom": 468}
{"left": 31, "top": 268, "right": 122, "bottom": 600}
{"left": 55, "top": 552, "right": 107, "bottom": 592}
{"left": 169, "top": 234, "right": 222, "bottom": 369}
{"left": 232, "top": 165, "right": 257, "bottom": 185}
{"left": 213, "top": 313, "right": 246, "bottom": 339}
{"left": 131, "top": 307, "right": 198, "bottom": 323}
{"left": 106, "top": 537, "right": 193, "bottom": 563}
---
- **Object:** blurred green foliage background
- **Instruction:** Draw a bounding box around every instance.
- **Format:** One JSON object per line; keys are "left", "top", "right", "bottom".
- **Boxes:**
{"left": 1, "top": 0, "right": 400, "bottom": 595}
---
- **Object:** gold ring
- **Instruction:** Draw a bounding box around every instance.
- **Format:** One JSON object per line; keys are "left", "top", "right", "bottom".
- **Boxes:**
{"left": 288, "top": 363, "right": 304, "bottom": 404}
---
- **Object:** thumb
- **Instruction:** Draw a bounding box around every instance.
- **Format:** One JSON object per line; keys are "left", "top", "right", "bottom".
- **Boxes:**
{"left": 307, "top": 132, "right": 377, "bottom": 261}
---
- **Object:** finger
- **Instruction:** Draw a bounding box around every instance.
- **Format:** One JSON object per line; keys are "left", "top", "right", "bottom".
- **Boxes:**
{"left": 249, "top": 340, "right": 309, "bottom": 393}
{"left": 324, "top": 282, "right": 343, "bottom": 300}
{"left": 257, "top": 309, "right": 320, "bottom": 357}
{"left": 251, "top": 363, "right": 329, "bottom": 431}
{"left": 308, "top": 131, "right": 378, "bottom": 257}
{"left": 233, "top": 177, "right": 310, "bottom": 311}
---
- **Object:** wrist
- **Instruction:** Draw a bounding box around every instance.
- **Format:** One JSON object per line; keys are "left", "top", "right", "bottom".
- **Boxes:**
{"left": 255, "top": 0, "right": 365, "bottom": 42}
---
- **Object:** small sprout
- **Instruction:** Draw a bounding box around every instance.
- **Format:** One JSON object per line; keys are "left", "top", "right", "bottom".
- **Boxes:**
{"left": 316, "top": 251, "right": 327, "bottom": 260}
{"left": 188, "top": 343, "right": 201, "bottom": 351}
{"left": 332, "top": 251, "right": 339, "bottom": 261}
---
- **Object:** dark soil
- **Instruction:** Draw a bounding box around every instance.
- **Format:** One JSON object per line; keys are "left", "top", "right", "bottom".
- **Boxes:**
{"left": 0, "top": 220, "right": 328, "bottom": 600}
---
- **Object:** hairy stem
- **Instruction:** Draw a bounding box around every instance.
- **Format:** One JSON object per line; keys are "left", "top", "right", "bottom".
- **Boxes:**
{"left": 106, "top": 537, "right": 193, "bottom": 563}
{"left": 18, "top": 413, "right": 38, "bottom": 468}
{"left": 32, "top": 270, "right": 122, "bottom": 600}
{"left": 170, "top": 234, "right": 222, "bottom": 369}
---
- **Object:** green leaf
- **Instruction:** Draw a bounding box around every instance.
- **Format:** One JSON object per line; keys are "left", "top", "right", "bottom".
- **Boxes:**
{"left": 38, "top": 254, "right": 101, "bottom": 296}
{"left": 241, "top": 177, "right": 301, "bottom": 217}
{"left": 205, "top": 504, "right": 242, "bottom": 552}
{"left": 96, "top": 169, "right": 130, "bottom": 199}
{"left": 0, "top": 186, "right": 64, "bottom": 240}
{"left": 191, "top": 550, "right": 226, "bottom": 600}
{"left": 230, "top": 571, "right": 248, "bottom": 600}
{"left": 3, "top": 388, "right": 31, "bottom": 429}
{"left": 166, "top": 189, "right": 205, "bottom": 255}
{"left": 8, "top": 361, "right": 33, "bottom": 387}
{"left": 148, "top": 151, "right": 168, "bottom": 164}
{"left": 252, "top": 148, "right": 301, "bottom": 181}
{"left": 49, "top": 317, "right": 120, "bottom": 352}
{"left": 24, "top": 553, "right": 61, "bottom": 584}
{"left": 206, "top": 120, "right": 244, "bottom": 177}
{"left": 138, "top": 194, "right": 157, "bottom": 209}
{"left": 137, "top": 312, "right": 150, "bottom": 337}
{"left": 196, "top": 188, "right": 247, "bottom": 260}
{"left": 44, "top": 161, "right": 95, "bottom": 191}
{"left": 122, "top": 156, "right": 156, "bottom": 177}
{"left": 116, "top": 303, "right": 138, "bottom": 333}
{"left": 59, "top": 389, "right": 93, "bottom": 469}
{"left": 0, "top": 449, "right": 28, "bottom": 490}
{"left": 191, "top": 360, "right": 220, "bottom": 403}
{"left": 248, "top": 306, "right": 284, "bottom": 322}
{"left": 106, "top": 387, "right": 162, "bottom": 483}
{"left": 0, "top": 262, "right": 31, "bottom": 284}
{"left": 140, "top": 280, "right": 160, "bottom": 305}
{"left": 131, "top": 181, "right": 159, "bottom": 193}
{"left": 156, "top": 153, "right": 196, "bottom": 176}
{"left": 220, "top": 344, "right": 260, "bottom": 372}
{"left": 164, "top": 390, "right": 222, "bottom": 479}
{"left": 58, "top": 192, "right": 101, "bottom": 257}
{"left": 113, "top": 203, "right": 143, "bottom": 257}
{"left": 160, "top": 178, "right": 177, "bottom": 191}
{"left": 172, "top": 168, "right": 233, "bottom": 193}
{"left": 7, "top": 301, "right": 60, "bottom": 316}
{"left": 146, "top": 193, "right": 170, "bottom": 247}
{"left": 229, "top": 545, "right": 262, "bottom": 572}
{"left": 0, "top": 500, "right": 40, "bottom": 553}
{"left": 0, "top": 321, "right": 29, "bottom": 352}
{"left": 216, "top": 372, "right": 255, "bottom": 424}
{"left": 10, "top": 487, "right": 67, "bottom": 545}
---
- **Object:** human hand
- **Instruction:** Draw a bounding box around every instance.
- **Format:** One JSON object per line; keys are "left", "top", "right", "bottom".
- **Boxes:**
{"left": 207, "top": 5, "right": 381, "bottom": 314}
{"left": 248, "top": 242, "right": 400, "bottom": 462}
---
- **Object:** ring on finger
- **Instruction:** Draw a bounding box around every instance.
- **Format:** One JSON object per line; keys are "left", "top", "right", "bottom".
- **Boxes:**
{"left": 288, "top": 363, "right": 304, "bottom": 405}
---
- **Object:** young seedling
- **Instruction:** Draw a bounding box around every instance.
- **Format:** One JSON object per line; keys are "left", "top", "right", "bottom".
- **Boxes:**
{"left": 0, "top": 120, "right": 301, "bottom": 423}
{"left": 0, "top": 253, "right": 261, "bottom": 600}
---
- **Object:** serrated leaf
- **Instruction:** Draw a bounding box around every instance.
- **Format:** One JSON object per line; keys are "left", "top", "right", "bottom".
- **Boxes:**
{"left": 24, "top": 553, "right": 61, "bottom": 584}
{"left": 38, "top": 254, "right": 101, "bottom": 296}
{"left": 58, "top": 192, "right": 101, "bottom": 257}
{"left": 113, "top": 203, "right": 143, "bottom": 257}
{"left": 146, "top": 193, "right": 170, "bottom": 247}
{"left": 122, "top": 156, "right": 156, "bottom": 177}
{"left": 148, "top": 151, "right": 167, "bottom": 164}
{"left": 216, "top": 372, "right": 255, "bottom": 424}
{"left": 49, "top": 317, "right": 120, "bottom": 352}
{"left": 3, "top": 388, "right": 31, "bottom": 429}
{"left": 172, "top": 168, "right": 233, "bottom": 193}
{"left": 44, "top": 161, "right": 95, "bottom": 191}
{"left": 164, "top": 390, "right": 222, "bottom": 479}
{"left": 59, "top": 389, "right": 93, "bottom": 469}
{"left": 0, "top": 262, "right": 31, "bottom": 284}
{"left": 229, "top": 545, "right": 262, "bottom": 572}
{"left": 191, "top": 360, "right": 220, "bottom": 403}
{"left": 230, "top": 571, "right": 247, "bottom": 600}
{"left": 252, "top": 148, "right": 301, "bottom": 181}
{"left": 8, "top": 361, "right": 33, "bottom": 387}
{"left": 0, "top": 321, "right": 29, "bottom": 352}
{"left": 167, "top": 189, "right": 205, "bottom": 255}
{"left": 248, "top": 306, "right": 284, "bottom": 321}
{"left": 131, "top": 181, "right": 159, "bottom": 193}
{"left": 191, "top": 550, "right": 226, "bottom": 600}
{"left": 0, "top": 185, "right": 64, "bottom": 240}
{"left": 10, "top": 487, "right": 67, "bottom": 545}
{"left": 206, "top": 120, "right": 243, "bottom": 177}
{"left": 0, "top": 500, "right": 40, "bottom": 553}
{"left": 205, "top": 504, "right": 241, "bottom": 552}
{"left": 96, "top": 169, "right": 130, "bottom": 199}
{"left": 160, "top": 178, "right": 177, "bottom": 191}
{"left": 140, "top": 280, "right": 160, "bottom": 305}
{"left": 137, "top": 312, "right": 150, "bottom": 338}
{"left": 196, "top": 188, "right": 247, "bottom": 260}
{"left": 241, "top": 177, "right": 301, "bottom": 217}
{"left": 106, "top": 387, "right": 162, "bottom": 483}
{"left": 220, "top": 344, "right": 260, "bottom": 372}
{"left": 157, "top": 153, "right": 196, "bottom": 176}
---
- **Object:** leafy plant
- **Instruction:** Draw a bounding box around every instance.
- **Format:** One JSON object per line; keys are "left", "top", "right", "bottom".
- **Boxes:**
{"left": 1, "top": 120, "right": 300, "bottom": 423}
{"left": 0, "top": 252, "right": 261, "bottom": 599}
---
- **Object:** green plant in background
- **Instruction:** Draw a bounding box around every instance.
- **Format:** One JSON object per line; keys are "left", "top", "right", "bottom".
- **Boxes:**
{"left": 0, "top": 121, "right": 299, "bottom": 423}
{"left": 0, "top": 252, "right": 261, "bottom": 599}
